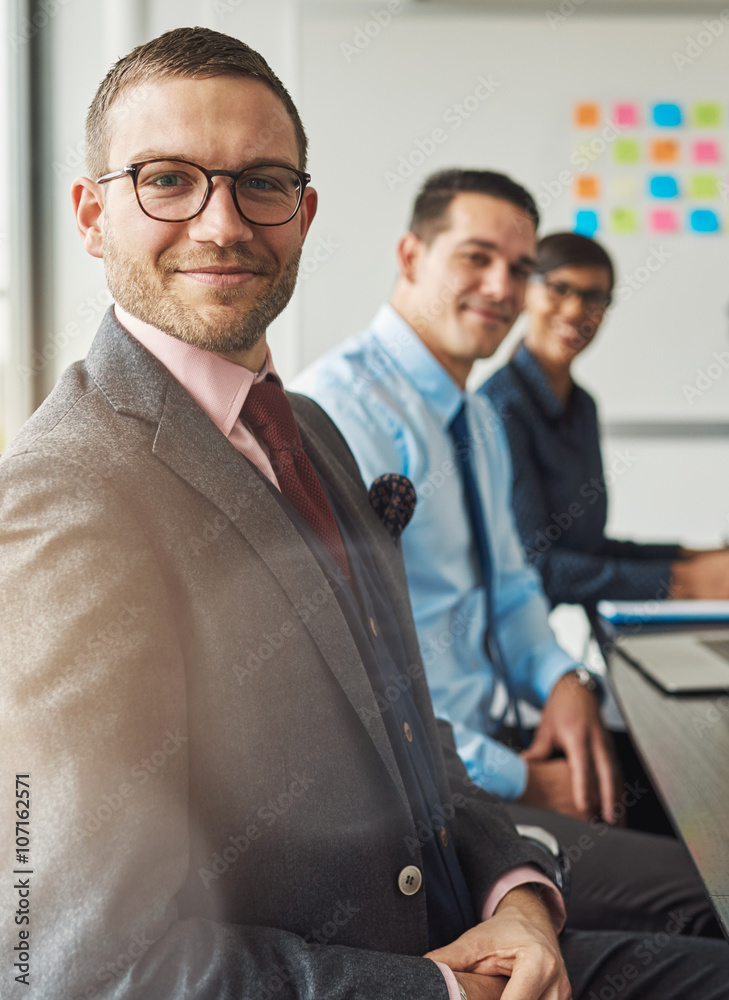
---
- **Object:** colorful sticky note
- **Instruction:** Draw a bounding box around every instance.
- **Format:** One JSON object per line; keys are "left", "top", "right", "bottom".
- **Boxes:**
{"left": 574, "top": 175, "right": 600, "bottom": 200}
{"left": 613, "top": 139, "right": 640, "bottom": 164}
{"left": 689, "top": 174, "right": 719, "bottom": 199}
{"left": 574, "top": 210, "right": 599, "bottom": 237}
{"left": 693, "top": 102, "right": 722, "bottom": 127}
{"left": 649, "top": 209, "right": 679, "bottom": 234}
{"left": 574, "top": 102, "right": 600, "bottom": 128}
{"left": 689, "top": 209, "right": 720, "bottom": 233}
{"left": 609, "top": 176, "right": 640, "bottom": 200}
{"left": 693, "top": 140, "right": 721, "bottom": 164}
{"left": 613, "top": 103, "right": 639, "bottom": 127}
{"left": 649, "top": 175, "right": 680, "bottom": 199}
{"left": 610, "top": 208, "right": 639, "bottom": 234}
{"left": 650, "top": 139, "right": 680, "bottom": 163}
{"left": 652, "top": 103, "right": 682, "bottom": 128}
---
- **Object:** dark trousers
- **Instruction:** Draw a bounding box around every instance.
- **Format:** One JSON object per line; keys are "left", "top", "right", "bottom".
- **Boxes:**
{"left": 561, "top": 929, "right": 729, "bottom": 999}
{"left": 499, "top": 727, "right": 721, "bottom": 938}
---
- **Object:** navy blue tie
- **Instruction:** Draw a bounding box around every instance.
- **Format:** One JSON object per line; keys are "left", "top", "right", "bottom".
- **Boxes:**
{"left": 448, "top": 402, "right": 526, "bottom": 742}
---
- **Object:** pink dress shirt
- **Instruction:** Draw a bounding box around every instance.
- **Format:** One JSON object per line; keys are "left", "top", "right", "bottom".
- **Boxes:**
{"left": 114, "top": 304, "right": 566, "bottom": 999}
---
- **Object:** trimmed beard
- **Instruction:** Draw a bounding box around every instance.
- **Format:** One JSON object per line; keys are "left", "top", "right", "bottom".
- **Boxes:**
{"left": 102, "top": 224, "right": 301, "bottom": 354}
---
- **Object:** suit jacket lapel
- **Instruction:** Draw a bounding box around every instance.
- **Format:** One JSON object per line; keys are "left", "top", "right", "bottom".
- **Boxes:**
{"left": 86, "top": 310, "right": 410, "bottom": 808}
{"left": 291, "top": 393, "right": 447, "bottom": 762}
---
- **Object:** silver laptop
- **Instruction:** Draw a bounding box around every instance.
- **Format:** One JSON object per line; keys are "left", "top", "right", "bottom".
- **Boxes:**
{"left": 615, "top": 629, "right": 729, "bottom": 693}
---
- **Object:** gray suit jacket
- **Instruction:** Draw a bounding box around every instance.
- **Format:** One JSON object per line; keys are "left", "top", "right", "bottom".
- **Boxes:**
{"left": 0, "top": 309, "right": 554, "bottom": 999}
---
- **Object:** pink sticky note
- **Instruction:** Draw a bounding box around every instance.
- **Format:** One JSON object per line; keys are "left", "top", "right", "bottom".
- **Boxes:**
{"left": 613, "top": 102, "right": 639, "bottom": 127}
{"left": 650, "top": 209, "right": 679, "bottom": 233}
{"left": 693, "top": 140, "right": 721, "bottom": 164}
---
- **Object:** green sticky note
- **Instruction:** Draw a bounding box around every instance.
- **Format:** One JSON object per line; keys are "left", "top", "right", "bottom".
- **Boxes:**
{"left": 610, "top": 207, "right": 639, "bottom": 234}
{"left": 690, "top": 174, "right": 719, "bottom": 198}
{"left": 613, "top": 139, "right": 640, "bottom": 164}
{"left": 693, "top": 103, "right": 722, "bottom": 127}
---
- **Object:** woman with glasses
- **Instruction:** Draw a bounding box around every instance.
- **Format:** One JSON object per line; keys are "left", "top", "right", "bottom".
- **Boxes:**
{"left": 480, "top": 231, "right": 729, "bottom": 608}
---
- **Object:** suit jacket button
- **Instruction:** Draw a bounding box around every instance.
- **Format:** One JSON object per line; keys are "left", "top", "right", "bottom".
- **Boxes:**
{"left": 403, "top": 721, "right": 413, "bottom": 743}
{"left": 398, "top": 865, "right": 422, "bottom": 896}
{"left": 369, "top": 617, "right": 378, "bottom": 637}
{"left": 440, "top": 826, "right": 449, "bottom": 848}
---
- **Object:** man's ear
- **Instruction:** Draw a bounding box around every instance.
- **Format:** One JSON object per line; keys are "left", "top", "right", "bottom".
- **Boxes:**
{"left": 297, "top": 186, "right": 318, "bottom": 245}
{"left": 71, "top": 177, "right": 105, "bottom": 259}
{"left": 396, "top": 231, "right": 425, "bottom": 285}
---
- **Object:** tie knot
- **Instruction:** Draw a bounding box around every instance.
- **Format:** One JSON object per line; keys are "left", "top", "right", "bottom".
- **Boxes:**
{"left": 242, "top": 379, "right": 303, "bottom": 457}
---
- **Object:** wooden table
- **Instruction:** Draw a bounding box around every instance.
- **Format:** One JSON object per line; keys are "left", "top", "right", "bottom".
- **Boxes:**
{"left": 609, "top": 652, "right": 729, "bottom": 936}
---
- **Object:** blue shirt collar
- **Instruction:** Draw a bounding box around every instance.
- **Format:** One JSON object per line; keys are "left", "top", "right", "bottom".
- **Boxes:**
{"left": 511, "top": 341, "right": 567, "bottom": 422}
{"left": 370, "top": 304, "right": 465, "bottom": 428}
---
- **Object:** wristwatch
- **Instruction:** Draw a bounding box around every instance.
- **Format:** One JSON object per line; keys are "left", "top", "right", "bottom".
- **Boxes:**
{"left": 567, "top": 665, "right": 604, "bottom": 702}
{"left": 457, "top": 981, "right": 468, "bottom": 1000}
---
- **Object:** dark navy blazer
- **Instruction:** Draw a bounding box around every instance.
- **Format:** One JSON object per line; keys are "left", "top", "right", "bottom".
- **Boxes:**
{"left": 480, "top": 343, "right": 680, "bottom": 607}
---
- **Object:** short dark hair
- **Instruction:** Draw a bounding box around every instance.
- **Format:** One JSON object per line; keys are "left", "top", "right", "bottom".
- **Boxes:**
{"left": 408, "top": 169, "right": 539, "bottom": 243}
{"left": 535, "top": 232, "right": 614, "bottom": 291}
{"left": 85, "top": 26, "right": 308, "bottom": 180}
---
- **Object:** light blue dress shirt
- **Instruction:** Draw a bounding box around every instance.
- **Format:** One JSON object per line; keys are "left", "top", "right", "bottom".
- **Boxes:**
{"left": 294, "top": 305, "right": 578, "bottom": 799}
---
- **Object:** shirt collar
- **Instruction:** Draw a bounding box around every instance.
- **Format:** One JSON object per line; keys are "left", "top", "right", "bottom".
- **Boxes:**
{"left": 369, "top": 303, "right": 465, "bottom": 428}
{"left": 114, "top": 303, "right": 277, "bottom": 437}
{"left": 511, "top": 341, "right": 566, "bottom": 422}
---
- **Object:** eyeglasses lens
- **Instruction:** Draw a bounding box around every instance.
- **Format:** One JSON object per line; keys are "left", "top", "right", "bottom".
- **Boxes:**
{"left": 135, "top": 161, "right": 302, "bottom": 224}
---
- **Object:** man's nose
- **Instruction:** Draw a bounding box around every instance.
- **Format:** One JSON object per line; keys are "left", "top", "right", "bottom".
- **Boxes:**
{"left": 479, "top": 260, "right": 510, "bottom": 300}
{"left": 186, "top": 178, "right": 255, "bottom": 246}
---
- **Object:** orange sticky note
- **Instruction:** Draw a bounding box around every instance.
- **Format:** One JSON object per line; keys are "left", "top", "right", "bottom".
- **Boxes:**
{"left": 574, "top": 103, "right": 600, "bottom": 128}
{"left": 650, "top": 139, "right": 680, "bottom": 164}
{"left": 574, "top": 175, "right": 600, "bottom": 200}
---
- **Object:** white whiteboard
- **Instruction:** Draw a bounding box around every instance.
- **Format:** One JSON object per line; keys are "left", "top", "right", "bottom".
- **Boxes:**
{"left": 297, "top": 8, "right": 729, "bottom": 422}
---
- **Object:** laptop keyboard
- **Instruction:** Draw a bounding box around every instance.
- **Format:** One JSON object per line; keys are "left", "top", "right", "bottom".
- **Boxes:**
{"left": 700, "top": 638, "right": 729, "bottom": 663}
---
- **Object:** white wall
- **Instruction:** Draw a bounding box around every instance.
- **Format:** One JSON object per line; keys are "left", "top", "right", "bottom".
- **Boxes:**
{"left": 39, "top": 0, "right": 729, "bottom": 546}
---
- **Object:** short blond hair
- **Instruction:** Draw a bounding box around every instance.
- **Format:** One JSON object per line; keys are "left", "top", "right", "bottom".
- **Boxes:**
{"left": 85, "top": 26, "right": 308, "bottom": 180}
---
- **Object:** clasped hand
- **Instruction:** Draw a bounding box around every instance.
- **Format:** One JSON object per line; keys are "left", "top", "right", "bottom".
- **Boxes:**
{"left": 425, "top": 887, "right": 571, "bottom": 1000}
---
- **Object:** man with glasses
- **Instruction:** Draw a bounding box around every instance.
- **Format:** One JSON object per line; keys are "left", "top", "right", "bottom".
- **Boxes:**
{"left": 2, "top": 27, "right": 728, "bottom": 1000}
{"left": 295, "top": 169, "right": 721, "bottom": 939}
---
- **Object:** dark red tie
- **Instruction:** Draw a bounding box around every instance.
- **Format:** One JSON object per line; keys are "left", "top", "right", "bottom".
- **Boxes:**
{"left": 242, "top": 379, "right": 350, "bottom": 580}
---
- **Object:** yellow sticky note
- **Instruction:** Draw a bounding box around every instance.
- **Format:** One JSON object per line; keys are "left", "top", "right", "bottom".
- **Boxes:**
{"left": 693, "top": 103, "right": 723, "bottom": 127}
{"left": 689, "top": 174, "right": 720, "bottom": 199}
{"left": 613, "top": 139, "right": 640, "bottom": 164}
{"left": 610, "top": 208, "right": 639, "bottom": 234}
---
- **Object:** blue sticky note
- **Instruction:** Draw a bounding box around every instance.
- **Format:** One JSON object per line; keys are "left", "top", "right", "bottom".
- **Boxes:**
{"left": 574, "top": 210, "right": 598, "bottom": 237}
{"left": 652, "top": 103, "right": 682, "bottom": 127}
{"left": 649, "top": 175, "right": 679, "bottom": 199}
{"left": 689, "top": 209, "right": 720, "bottom": 233}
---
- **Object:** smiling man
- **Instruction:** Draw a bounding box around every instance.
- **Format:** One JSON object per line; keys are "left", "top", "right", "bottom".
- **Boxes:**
{"left": 295, "top": 169, "right": 723, "bottom": 939}
{"left": 1, "top": 28, "right": 728, "bottom": 1000}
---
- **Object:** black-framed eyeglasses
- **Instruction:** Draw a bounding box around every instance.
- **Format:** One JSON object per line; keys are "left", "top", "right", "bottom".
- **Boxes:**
{"left": 536, "top": 277, "right": 612, "bottom": 314}
{"left": 96, "top": 158, "right": 311, "bottom": 226}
